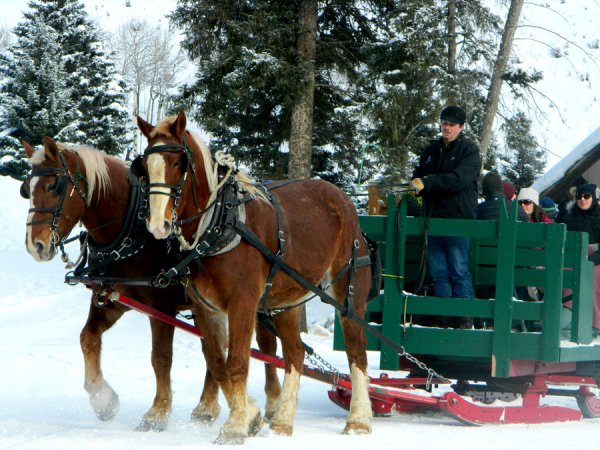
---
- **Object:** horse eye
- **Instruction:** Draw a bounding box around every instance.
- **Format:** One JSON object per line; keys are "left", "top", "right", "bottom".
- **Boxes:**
{"left": 46, "top": 183, "right": 56, "bottom": 192}
{"left": 173, "top": 160, "right": 181, "bottom": 168}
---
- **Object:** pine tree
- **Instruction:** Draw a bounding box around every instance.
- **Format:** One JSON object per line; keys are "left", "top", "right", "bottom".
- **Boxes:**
{"left": 0, "top": 17, "right": 77, "bottom": 179}
{"left": 499, "top": 111, "right": 545, "bottom": 188}
{"left": 0, "top": 0, "right": 130, "bottom": 179}
{"left": 169, "top": 0, "right": 391, "bottom": 188}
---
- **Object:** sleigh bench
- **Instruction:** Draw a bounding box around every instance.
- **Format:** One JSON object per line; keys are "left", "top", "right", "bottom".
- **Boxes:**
{"left": 334, "top": 194, "right": 600, "bottom": 378}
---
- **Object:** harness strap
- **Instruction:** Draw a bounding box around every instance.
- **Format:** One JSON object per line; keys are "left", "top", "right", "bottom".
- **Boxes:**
{"left": 232, "top": 220, "right": 422, "bottom": 361}
{"left": 258, "top": 191, "right": 286, "bottom": 318}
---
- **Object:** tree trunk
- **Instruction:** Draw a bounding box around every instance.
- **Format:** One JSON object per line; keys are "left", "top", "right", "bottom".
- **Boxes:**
{"left": 288, "top": 0, "right": 317, "bottom": 180}
{"left": 480, "top": 0, "right": 525, "bottom": 157}
{"left": 290, "top": 0, "right": 317, "bottom": 332}
{"left": 447, "top": 0, "right": 457, "bottom": 104}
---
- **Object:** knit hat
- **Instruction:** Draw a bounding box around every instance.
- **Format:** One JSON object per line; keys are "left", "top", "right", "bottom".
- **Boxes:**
{"left": 502, "top": 181, "right": 517, "bottom": 200}
{"left": 517, "top": 187, "right": 540, "bottom": 206}
{"left": 440, "top": 106, "right": 466, "bottom": 125}
{"left": 481, "top": 172, "right": 503, "bottom": 198}
{"left": 540, "top": 197, "right": 558, "bottom": 219}
{"left": 576, "top": 183, "right": 598, "bottom": 201}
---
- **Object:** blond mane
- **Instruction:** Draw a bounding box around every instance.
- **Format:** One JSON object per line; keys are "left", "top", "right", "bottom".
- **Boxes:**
{"left": 156, "top": 116, "right": 267, "bottom": 199}
{"left": 34, "top": 144, "right": 118, "bottom": 205}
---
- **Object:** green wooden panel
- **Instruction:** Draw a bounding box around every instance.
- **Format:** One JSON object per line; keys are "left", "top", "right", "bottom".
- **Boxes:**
{"left": 336, "top": 195, "right": 600, "bottom": 377}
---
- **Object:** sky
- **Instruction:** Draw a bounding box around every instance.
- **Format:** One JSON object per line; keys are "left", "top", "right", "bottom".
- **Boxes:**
{"left": 3, "top": 0, "right": 600, "bottom": 171}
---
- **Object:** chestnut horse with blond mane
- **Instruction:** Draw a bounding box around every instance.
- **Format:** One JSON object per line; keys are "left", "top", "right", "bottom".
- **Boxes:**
{"left": 21, "top": 137, "right": 281, "bottom": 431}
{"left": 135, "top": 112, "right": 373, "bottom": 444}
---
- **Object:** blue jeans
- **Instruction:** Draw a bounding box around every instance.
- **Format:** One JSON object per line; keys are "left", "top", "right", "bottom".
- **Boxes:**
{"left": 427, "top": 235, "right": 474, "bottom": 299}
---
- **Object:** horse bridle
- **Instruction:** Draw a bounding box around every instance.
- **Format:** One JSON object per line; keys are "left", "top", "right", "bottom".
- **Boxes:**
{"left": 21, "top": 151, "right": 88, "bottom": 246}
{"left": 132, "top": 143, "right": 198, "bottom": 224}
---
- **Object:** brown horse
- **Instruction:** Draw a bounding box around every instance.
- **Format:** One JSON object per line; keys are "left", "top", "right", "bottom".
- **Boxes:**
{"left": 136, "top": 112, "right": 372, "bottom": 444}
{"left": 21, "top": 137, "right": 279, "bottom": 430}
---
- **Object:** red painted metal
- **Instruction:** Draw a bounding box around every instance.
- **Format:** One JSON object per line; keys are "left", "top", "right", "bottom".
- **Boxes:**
{"left": 115, "top": 294, "right": 443, "bottom": 402}
{"left": 115, "top": 294, "right": 600, "bottom": 425}
{"left": 577, "top": 386, "right": 600, "bottom": 418}
{"left": 439, "top": 391, "right": 582, "bottom": 424}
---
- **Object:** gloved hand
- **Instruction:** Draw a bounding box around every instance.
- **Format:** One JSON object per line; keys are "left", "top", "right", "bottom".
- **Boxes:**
{"left": 409, "top": 178, "right": 424, "bottom": 194}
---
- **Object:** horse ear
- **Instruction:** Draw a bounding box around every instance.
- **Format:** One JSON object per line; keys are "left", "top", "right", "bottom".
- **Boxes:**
{"left": 172, "top": 111, "right": 187, "bottom": 138}
{"left": 137, "top": 115, "right": 154, "bottom": 138}
{"left": 43, "top": 136, "right": 60, "bottom": 160}
{"left": 22, "top": 140, "right": 35, "bottom": 159}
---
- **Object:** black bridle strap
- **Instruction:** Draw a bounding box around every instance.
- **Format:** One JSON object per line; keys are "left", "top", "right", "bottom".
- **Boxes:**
{"left": 142, "top": 144, "right": 186, "bottom": 156}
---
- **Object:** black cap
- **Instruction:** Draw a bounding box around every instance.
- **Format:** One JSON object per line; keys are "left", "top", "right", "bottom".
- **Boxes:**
{"left": 576, "top": 183, "right": 597, "bottom": 200}
{"left": 440, "top": 106, "right": 466, "bottom": 125}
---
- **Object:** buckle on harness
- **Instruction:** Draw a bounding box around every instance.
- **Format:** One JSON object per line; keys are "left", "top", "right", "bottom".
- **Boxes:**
{"left": 153, "top": 268, "right": 177, "bottom": 288}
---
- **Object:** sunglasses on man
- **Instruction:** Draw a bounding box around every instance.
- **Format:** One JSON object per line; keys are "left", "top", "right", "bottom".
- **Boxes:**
{"left": 518, "top": 199, "right": 534, "bottom": 206}
{"left": 576, "top": 193, "right": 592, "bottom": 200}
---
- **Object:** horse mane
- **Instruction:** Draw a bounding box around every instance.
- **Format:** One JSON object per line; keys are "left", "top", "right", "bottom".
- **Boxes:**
{"left": 155, "top": 116, "right": 267, "bottom": 200}
{"left": 32, "top": 144, "right": 119, "bottom": 206}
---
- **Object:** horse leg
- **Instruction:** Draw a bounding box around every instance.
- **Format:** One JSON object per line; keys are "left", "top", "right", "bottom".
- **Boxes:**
{"left": 136, "top": 316, "right": 175, "bottom": 431}
{"left": 255, "top": 322, "right": 281, "bottom": 422}
{"left": 269, "top": 308, "right": 303, "bottom": 436}
{"left": 190, "top": 310, "right": 224, "bottom": 424}
{"left": 80, "top": 296, "right": 124, "bottom": 421}
{"left": 214, "top": 302, "right": 263, "bottom": 445}
{"left": 334, "top": 268, "right": 372, "bottom": 435}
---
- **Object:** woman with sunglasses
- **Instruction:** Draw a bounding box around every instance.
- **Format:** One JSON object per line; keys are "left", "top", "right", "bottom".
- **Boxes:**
{"left": 559, "top": 183, "right": 600, "bottom": 336}
{"left": 516, "top": 187, "right": 553, "bottom": 223}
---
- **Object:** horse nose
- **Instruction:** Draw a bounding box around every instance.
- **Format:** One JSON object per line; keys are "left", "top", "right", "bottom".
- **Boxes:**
{"left": 146, "top": 217, "right": 172, "bottom": 239}
{"left": 35, "top": 241, "right": 45, "bottom": 257}
{"left": 163, "top": 220, "right": 172, "bottom": 236}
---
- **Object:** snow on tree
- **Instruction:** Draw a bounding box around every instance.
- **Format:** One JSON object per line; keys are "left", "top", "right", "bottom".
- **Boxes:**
{"left": 0, "top": 0, "right": 130, "bottom": 179}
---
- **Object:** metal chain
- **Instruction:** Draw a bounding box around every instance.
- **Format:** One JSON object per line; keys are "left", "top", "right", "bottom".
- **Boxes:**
{"left": 304, "top": 349, "right": 345, "bottom": 386}
{"left": 400, "top": 350, "right": 450, "bottom": 389}
{"left": 303, "top": 343, "right": 447, "bottom": 391}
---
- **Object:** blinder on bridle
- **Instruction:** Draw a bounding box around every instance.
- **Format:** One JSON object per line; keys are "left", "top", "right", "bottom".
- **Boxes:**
{"left": 20, "top": 168, "right": 69, "bottom": 200}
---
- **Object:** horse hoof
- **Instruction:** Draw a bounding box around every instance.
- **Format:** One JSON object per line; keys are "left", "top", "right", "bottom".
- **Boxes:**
{"left": 263, "top": 410, "right": 275, "bottom": 423}
{"left": 214, "top": 429, "right": 245, "bottom": 445}
{"left": 270, "top": 421, "right": 293, "bottom": 436}
{"left": 191, "top": 403, "right": 220, "bottom": 424}
{"left": 248, "top": 411, "right": 263, "bottom": 436}
{"left": 135, "top": 416, "right": 169, "bottom": 432}
{"left": 343, "top": 421, "right": 371, "bottom": 435}
{"left": 90, "top": 384, "right": 120, "bottom": 421}
{"left": 191, "top": 412, "right": 218, "bottom": 425}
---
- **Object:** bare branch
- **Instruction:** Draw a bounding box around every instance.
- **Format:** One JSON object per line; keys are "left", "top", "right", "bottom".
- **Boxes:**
{"left": 518, "top": 24, "right": 600, "bottom": 72}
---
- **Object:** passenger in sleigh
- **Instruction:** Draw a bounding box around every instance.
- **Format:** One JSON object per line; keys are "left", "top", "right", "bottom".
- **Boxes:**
{"left": 557, "top": 183, "right": 600, "bottom": 337}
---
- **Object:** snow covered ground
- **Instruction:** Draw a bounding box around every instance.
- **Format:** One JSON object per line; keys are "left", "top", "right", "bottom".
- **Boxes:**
{"left": 2, "top": 173, "right": 600, "bottom": 448}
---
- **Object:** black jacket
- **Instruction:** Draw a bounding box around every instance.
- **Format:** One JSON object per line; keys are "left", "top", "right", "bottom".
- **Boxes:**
{"left": 413, "top": 133, "right": 481, "bottom": 219}
{"left": 477, "top": 193, "right": 529, "bottom": 222}
{"left": 560, "top": 202, "right": 600, "bottom": 264}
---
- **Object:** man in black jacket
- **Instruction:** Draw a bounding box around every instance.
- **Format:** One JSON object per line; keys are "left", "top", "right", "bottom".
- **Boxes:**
{"left": 410, "top": 106, "right": 481, "bottom": 328}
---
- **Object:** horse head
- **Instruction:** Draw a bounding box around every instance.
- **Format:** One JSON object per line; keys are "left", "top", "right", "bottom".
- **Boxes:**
{"left": 22, "top": 137, "right": 89, "bottom": 261}
{"left": 136, "top": 112, "right": 212, "bottom": 240}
